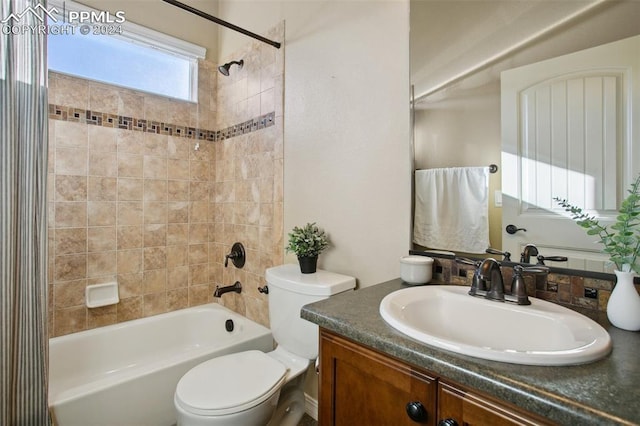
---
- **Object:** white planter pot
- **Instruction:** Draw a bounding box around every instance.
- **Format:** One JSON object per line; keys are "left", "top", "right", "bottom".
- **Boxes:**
{"left": 607, "top": 270, "right": 640, "bottom": 331}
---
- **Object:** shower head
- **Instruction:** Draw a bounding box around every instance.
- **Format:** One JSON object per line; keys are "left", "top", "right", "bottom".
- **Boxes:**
{"left": 218, "top": 59, "right": 244, "bottom": 76}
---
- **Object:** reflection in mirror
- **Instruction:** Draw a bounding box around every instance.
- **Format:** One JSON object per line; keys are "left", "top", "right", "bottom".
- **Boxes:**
{"left": 410, "top": 0, "right": 640, "bottom": 273}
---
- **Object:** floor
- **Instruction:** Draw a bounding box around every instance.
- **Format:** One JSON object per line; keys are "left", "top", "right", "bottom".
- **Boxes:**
{"left": 298, "top": 413, "right": 318, "bottom": 426}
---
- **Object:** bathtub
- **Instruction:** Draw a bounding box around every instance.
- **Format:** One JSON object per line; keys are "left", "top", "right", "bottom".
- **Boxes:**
{"left": 49, "top": 303, "right": 274, "bottom": 426}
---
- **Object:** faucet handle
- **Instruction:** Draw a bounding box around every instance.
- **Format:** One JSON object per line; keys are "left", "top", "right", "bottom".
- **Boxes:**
{"left": 486, "top": 247, "right": 511, "bottom": 262}
{"left": 224, "top": 242, "right": 246, "bottom": 268}
{"left": 536, "top": 255, "right": 567, "bottom": 265}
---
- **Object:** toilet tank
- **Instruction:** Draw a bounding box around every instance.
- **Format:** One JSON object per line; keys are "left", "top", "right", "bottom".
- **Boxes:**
{"left": 265, "top": 264, "right": 355, "bottom": 360}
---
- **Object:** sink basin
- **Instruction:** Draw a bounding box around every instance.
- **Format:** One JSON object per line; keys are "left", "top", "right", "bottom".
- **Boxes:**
{"left": 379, "top": 285, "right": 612, "bottom": 365}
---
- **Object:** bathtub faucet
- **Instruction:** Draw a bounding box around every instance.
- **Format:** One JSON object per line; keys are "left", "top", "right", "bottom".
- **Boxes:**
{"left": 214, "top": 281, "right": 242, "bottom": 297}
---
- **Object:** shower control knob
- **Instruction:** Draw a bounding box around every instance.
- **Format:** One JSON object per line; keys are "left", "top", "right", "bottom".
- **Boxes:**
{"left": 506, "top": 224, "right": 527, "bottom": 234}
{"left": 405, "top": 401, "right": 428, "bottom": 422}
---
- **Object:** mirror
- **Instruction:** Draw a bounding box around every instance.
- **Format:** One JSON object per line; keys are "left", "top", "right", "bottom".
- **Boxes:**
{"left": 410, "top": 0, "right": 640, "bottom": 272}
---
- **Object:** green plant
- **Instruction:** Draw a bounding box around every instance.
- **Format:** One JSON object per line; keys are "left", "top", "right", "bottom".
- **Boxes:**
{"left": 285, "top": 222, "right": 330, "bottom": 258}
{"left": 554, "top": 173, "right": 640, "bottom": 273}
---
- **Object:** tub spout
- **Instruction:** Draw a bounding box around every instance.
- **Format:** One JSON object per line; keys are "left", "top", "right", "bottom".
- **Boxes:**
{"left": 214, "top": 281, "right": 242, "bottom": 297}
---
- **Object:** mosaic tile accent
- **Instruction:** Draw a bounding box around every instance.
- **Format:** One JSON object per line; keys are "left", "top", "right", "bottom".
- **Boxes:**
{"left": 48, "top": 103, "right": 275, "bottom": 142}
{"left": 421, "top": 254, "right": 624, "bottom": 320}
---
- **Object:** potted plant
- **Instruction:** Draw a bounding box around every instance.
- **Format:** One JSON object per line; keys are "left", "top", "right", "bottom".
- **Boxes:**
{"left": 555, "top": 173, "right": 640, "bottom": 331}
{"left": 286, "top": 222, "right": 330, "bottom": 274}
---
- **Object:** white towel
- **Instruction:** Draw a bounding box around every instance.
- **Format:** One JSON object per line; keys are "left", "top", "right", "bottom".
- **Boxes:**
{"left": 413, "top": 167, "right": 490, "bottom": 253}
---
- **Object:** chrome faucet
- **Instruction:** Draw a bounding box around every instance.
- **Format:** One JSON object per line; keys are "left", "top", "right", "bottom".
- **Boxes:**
{"left": 478, "top": 258, "right": 505, "bottom": 301}
{"left": 520, "top": 244, "right": 539, "bottom": 263}
{"left": 213, "top": 281, "right": 242, "bottom": 297}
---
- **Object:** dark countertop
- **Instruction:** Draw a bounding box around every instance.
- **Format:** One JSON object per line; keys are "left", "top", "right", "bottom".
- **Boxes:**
{"left": 301, "top": 279, "right": 640, "bottom": 426}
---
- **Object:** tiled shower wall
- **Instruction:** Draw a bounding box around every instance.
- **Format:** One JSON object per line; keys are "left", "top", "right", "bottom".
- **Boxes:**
{"left": 48, "top": 23, "right": 284, "bottom": 337}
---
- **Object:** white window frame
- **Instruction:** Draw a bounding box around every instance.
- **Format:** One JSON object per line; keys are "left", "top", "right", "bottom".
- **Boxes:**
{"left": 47, "top": 0, "right": 206, "bottom": 102}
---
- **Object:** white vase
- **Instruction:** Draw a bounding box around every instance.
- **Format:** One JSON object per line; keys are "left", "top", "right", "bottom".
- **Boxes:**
{"left": 607, "top": 270, "right": 640, "bottom": 331}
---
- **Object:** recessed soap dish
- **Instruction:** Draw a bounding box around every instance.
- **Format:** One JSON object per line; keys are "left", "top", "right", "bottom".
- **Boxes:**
{"left": 86, "top": 282, "right": 119, "bottom": 308}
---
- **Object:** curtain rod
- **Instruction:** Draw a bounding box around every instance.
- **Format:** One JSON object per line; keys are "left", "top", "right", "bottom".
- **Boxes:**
{"left": 413, "top": 0, "right": 608, "bottom": 103}
{"left": 161, "top": 0, "right": 281, "bottom": 49}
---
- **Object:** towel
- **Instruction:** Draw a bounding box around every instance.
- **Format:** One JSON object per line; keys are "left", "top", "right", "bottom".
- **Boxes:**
{"left": 413, "top": 167, "right": 490, "bottom": 253}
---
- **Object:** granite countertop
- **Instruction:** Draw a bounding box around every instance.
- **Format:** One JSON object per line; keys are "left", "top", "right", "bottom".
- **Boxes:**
{"left": 301, "top": 279, "right": 640, "bottom": 426}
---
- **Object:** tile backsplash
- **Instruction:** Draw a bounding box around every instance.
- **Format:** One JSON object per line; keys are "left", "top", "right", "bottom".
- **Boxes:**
{"left": 48, "top": 22, "right": 285, "bottom": 337}
{"left": 425, "top": 254, "right": 626, "bottom": 319}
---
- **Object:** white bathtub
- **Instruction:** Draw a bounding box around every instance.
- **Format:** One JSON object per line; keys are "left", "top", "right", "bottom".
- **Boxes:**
{"left": 49, "top": 303, "right": 274, "bottom": 426}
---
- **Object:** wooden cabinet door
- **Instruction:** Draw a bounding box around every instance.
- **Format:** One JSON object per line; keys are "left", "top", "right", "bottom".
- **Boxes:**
{"left": 438, "top": 381, "right": 553, "bottom": 426}
{"left": 319, "top": 329, "right": 437, "bottom": 426}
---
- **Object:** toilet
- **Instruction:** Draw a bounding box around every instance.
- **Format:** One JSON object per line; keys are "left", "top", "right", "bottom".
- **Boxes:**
{"left": 174, "top": 264, "right": 356, "bottom": 426}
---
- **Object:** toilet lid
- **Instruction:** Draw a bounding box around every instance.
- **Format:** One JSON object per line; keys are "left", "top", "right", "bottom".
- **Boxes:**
{"left": 175, "top": 350, "right": 288, "bottom": 416}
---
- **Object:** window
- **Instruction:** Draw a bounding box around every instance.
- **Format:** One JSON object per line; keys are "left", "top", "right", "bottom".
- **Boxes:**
{"left": 47, "top": 0, "right": 206, "bottom": 102}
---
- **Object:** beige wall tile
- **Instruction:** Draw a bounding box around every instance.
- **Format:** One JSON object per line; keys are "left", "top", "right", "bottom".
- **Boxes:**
{"left": 117, "top": 226, "right": 143, "bottom": 250}
{"left": 143, "top": 292, "right": 167, "bottom": 316}
{"left": 167, "top": 224, "right": 189, "bottom": 246}
{"left": 144, "top": 247, "right": 167, "bottom": 270}
{"left": 117, "top": 154, "right": 143, "bottom": 177}
{"left": 168, "top": 202, "right": 189, "bottom": 224}
{"left": 55, "top": 175, "right": 87, "bottom": 201}
{"left": 117, "top": 202, "right": 143, "bottom": 226}
{"left": 168, "top": 180, "right": 189, "bottom": 201}
{"left": 166, "top": 245, "right": 188, "bottom": 268}
{"left": 117, "top": 273, "right": 143, "bottom": 298}
{"left": 118, "top": 178, "right": 143, "bottom": 201}
{"left": 56, "top": 147, "right": 87, "bottom": 175}
{"left": 143, "top": 156, "right": 168, "bottom": 179}
{"left": 87, "top": 251, "right": 117, "bottom": 278}
{"left": 87, "top": 202, "right": 116, "bottom": 226}
{"left": 55, "top": 202, "right": 87, "bottom": 228}
{"left": 88, "top": 305, "right": 117, "bottom": 329}
{"left": 55, "top": 254, "right": 87, "bottom": 281}
{"left": 144, "top": 201, "right": 167, "bottom": 224}
{"left": 188, "top": 284, "right": 210, "bottom": 306}
{"left": 167, "top": 160, "right": 190, "bottom": 181}
{"left": 144, "top": 134, "right": 168, "bottom": 157}
{"left": 117, "top": 296, "right": 143, "bottom": 322}
{"left": 88, "top": 126, "right": 117, "bottom": 152}
{"left": 55, "top": 121, "right": 87, "bottom": 148}
{"left": 87, "top": 227, "right": 116, "bottom": 252}
{"left": 117, "top": 249, "right": 142, "bottom": 274}
{"left": 90, "top": 84, "right": 119, "bottom": 114}
{"left": 167, "top": 266, "right": 189, "bottom": 289}
{"left": 117, "top": 129, "right": 144, "bottom": 154}
{"left": 88, "top": 177, "right": 117, "bottom": 201}
{"left": 55, "top": 228, "right": 87, "bottom": 255}
{"left": 144, "top": 224, "right": 167, "bottom": 247}
{"left": 143, "top": 179, "right": 167, "bottom": 201}
{"left": 167, "top": 137, "right": 189, "bottom": 159}
{"left": 89, "top": 151, "right": 117, "bottom": 177}
{"left": 54, "top": 306, "right": 87, "bottom": 336}
{"left": 143, "top": 270, "right": 167, "bottom": 294}
{"left": 54, "top": 279, "right": 86, "bottom": 308}
{"left": 167, "top": 288, "right": 189, "bottom": 311}
{"left": 119, "top": 91, "right": 145, "bottom": 118}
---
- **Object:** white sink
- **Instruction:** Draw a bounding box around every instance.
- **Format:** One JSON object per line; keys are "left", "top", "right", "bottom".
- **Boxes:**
{"left": 379, "top": 285, "right": 612, "bottom": 365}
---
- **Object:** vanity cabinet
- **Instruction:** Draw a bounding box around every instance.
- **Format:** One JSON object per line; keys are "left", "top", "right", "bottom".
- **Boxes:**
{"left": 319, "top": 329, "right": 437, "bottom": 425}
{"left": 319, "top": 329, "right": 552, "bottom": 426}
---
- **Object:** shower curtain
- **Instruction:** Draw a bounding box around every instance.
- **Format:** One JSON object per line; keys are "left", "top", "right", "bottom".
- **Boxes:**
{"left": 1, "top": 0, "right": 51, "bottom": 423}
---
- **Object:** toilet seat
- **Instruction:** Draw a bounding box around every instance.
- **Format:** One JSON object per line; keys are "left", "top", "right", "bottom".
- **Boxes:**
{"left": 175, "top": 350, "right": 288, "bottom": 417}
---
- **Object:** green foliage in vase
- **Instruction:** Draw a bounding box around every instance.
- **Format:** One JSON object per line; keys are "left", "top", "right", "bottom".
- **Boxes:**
{"left": 286, "top": 222, "right": 330, "bottom": 258}
{"left": 554, "top": 174, "right": 640, "bottom": 273}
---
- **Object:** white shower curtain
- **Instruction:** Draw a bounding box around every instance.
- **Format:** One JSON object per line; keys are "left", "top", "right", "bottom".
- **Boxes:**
{"left": 1, "top": 0, "right": 51, "bottom": 423}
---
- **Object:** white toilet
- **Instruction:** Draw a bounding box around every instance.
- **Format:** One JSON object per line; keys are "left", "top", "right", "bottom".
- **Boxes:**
{"left": 174, "top": 264, "right": 356, "bottom": 426}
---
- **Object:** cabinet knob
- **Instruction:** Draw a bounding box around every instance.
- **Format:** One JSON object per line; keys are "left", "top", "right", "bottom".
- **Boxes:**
{"left": 405, "top": 401, "right": 428, "bottom": 422}
{"left": 438, "top": 419, "right": 459, "bottom": 426}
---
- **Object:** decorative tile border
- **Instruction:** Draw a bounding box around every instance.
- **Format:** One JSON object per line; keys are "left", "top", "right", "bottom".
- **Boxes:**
{"left": 48, "top": 104, "right": 275, "bottom": 142}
